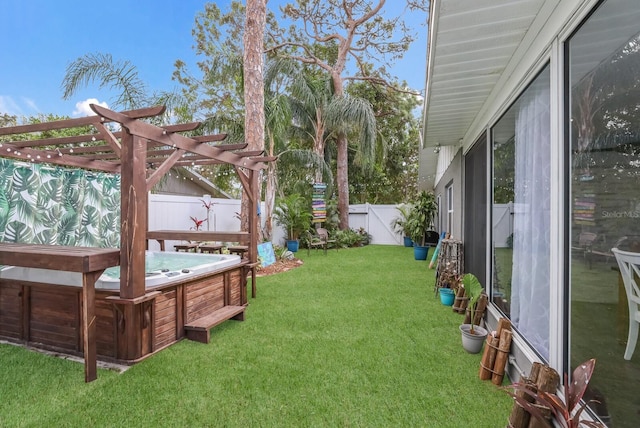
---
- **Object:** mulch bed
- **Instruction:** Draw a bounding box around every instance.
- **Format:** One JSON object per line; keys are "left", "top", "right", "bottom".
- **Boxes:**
{"left": 256, "top": 258, "right": 304, "bottom": 277}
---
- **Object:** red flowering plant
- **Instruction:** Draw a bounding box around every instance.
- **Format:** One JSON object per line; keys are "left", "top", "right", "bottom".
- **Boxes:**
{"left": 190, "top": 216, "right": 206, "bottom": 231}
{"left": 200, "top": 199, "right": 214, "bottom": 211}
{"left": 504, "top": 359, "right": 605, "bottom": 428}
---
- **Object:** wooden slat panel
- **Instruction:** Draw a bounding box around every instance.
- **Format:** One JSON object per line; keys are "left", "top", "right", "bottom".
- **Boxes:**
{"left": 154, "top": 291, "right": 177, "bottom": 348}
{"left": 0, "top": 283, "right": 22, "bottom": 339}
{"left": 94, "top": 293, "right": 116, "bottom": 358}
{"left": 228, "top": 271, "right": 242, "bottom": 306}
{"left": 29, "top": 288, "right": 80, "bottom": 350}
{"left": 185, "top": 277, "right": 225, "bottom": 322}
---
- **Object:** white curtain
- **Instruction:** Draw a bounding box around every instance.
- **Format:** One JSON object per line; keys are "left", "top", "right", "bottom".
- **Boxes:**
{"left": 510, "top": 72, "right": 551, "bottom": 359}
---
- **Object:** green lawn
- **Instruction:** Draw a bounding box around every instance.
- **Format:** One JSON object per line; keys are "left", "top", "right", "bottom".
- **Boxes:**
{"left": 0, "top": 245, "right": 512, "bottom": 427}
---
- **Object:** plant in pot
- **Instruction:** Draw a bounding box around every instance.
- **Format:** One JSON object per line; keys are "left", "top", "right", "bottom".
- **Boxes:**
{"left": 406, "top": 190, "right": 438, "bottom": 260}
{"left": 438, "top": 272, "right": 459, "bottom": 306}
{"left": 390, "top": 203, "right": 414, "bottom": 247}
{"left": 273, "top": 193, "right": 312, "bottom": 253}
{"left": 459, "top": 273, "right": 489, "bottom": 353}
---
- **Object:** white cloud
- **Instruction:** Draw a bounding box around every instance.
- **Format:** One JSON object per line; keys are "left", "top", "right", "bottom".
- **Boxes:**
{"left": 21, "top": 97, "right": 39, "bottom": 113}
{"left": 72, "top": 98, "right": 109, "bottom": 117}
{"left": 0, "top": 95, "right": 23, "bottom": 116}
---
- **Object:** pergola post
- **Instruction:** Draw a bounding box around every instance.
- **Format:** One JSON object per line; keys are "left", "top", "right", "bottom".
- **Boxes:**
{"left": 119, "top": 131, "right": 148, "bottom": 300}
{"left": 249, "top": 169, "right": 259, "bottom": 298}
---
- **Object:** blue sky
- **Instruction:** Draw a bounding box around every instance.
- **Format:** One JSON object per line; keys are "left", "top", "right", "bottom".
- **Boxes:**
{"left": 0, "top": 1, "right": 427, "bottom": 119}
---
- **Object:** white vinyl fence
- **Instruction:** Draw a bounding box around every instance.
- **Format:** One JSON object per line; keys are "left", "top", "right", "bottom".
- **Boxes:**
{"left": 348, "top": 203, "right": 405, "bottom": 245}
{"left": 147, "top": 194, "right": 285, "bottom": 251}
{"left": 148, "top": 195, "right": 405, "bottom": 248}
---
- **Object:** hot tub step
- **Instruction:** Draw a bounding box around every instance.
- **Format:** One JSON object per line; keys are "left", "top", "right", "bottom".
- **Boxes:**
{"left": 184, "top": 305, "right": 246, "bottom": 344}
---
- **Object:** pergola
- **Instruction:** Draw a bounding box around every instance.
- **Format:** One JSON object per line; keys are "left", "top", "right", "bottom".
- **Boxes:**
{"left": 0, "top": 105, "right": 274, "bottom": 381}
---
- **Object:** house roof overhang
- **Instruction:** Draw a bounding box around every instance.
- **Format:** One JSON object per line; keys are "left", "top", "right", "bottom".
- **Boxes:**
{"left": 420, "top": 0, "right": 555, "bottom": 189}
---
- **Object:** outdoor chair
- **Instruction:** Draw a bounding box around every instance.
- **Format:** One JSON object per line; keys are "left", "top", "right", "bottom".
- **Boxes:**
{"left": 572, "top": 232, "right": 598, "bottom": 267}
{"left": 612, "top": 247, "right": 640, "bottom": 360}
{"left": 307, "top": 228, "right": 336, "bottom": 255}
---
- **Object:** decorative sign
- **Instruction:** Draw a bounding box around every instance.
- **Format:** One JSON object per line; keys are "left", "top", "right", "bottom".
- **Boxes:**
{"left": 312, "top": 182, "right": 327, "bottom": 223}
{"left": 257, "top": 242, "right": 276, "bottom": 267}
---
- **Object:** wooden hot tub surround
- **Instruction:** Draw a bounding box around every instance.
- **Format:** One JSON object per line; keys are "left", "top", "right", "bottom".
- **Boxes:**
{"left": 0, "top": 243, "right": 120, "bottom": 382}
{"left": 0, "top": 105, "right": 275, "bottom": 381}
{"left": 0, "top": 259, "right": 248, "bottom": 365}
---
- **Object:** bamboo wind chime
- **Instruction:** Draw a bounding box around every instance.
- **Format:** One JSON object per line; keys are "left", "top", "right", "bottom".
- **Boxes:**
{"left": 479, "top": 318, "right": 513, "bottom": 386}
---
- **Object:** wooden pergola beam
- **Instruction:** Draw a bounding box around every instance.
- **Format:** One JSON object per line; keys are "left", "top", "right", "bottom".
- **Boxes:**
{"left": 146, "top": 149, "right": 186, "bottom": 191}
{"left": 91, "top": 104, "right": 268, "bottom": 171}
{"left": 0, "top": 106, "right": 166, "bottom": 136}
{"left": 0, "top": 143, "right": 120, "bottom": 173}
{"left": 94, "top": 122, "right": 122, "bottom": 158}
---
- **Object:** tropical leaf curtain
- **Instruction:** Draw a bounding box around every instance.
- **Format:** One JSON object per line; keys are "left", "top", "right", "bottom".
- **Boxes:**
{"left": 0, "top": 158, "right": 120, "bottom": 248}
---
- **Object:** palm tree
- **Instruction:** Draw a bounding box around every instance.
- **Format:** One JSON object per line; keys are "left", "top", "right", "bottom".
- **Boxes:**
{"left": 262, "top": 62, "right": 332, "bottom": 239}
{"left": 266, "top": 58, "right": 377, "bottom": 226}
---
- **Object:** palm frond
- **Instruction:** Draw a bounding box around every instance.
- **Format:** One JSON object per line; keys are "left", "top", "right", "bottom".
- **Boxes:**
{"left": 61, "top": 52, "right": 148, "bottom": 110}
{"left": 326, "top": 95, "right": 377, "bottom": 167}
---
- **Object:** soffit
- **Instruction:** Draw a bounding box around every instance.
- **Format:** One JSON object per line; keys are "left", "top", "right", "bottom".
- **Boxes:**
{"left": 419, "top": 0, "right": 549, "bottom": 189}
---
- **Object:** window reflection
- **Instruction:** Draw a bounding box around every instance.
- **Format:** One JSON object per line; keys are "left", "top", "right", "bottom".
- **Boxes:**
{"left": 569, "top": 0, "right": 640, "bottom": 426}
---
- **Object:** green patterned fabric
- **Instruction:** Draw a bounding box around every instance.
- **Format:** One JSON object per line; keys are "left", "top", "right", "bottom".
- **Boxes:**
{"left": 0, "top": 158, "right": 120, "bottom": 248}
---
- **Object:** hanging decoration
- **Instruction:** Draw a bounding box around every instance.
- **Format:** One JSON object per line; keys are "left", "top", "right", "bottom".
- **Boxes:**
{"left": 312, "top": 182, "right": 327, "bottom": 224}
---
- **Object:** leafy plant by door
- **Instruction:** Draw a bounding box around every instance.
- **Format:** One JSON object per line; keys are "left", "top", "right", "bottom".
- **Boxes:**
{"left": 406, "top": 190, "right": 438, "bottom": 247}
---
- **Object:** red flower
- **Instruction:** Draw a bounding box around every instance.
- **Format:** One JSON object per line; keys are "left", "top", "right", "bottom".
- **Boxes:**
{"left": 190, "top": 216, "right": 206, "bottom": 231}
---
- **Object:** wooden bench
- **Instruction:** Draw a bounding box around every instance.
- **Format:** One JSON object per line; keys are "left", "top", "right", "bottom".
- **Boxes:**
{"left": 184, "top": 305, "right": 246, "bottom": 344}
{"left": 227, "top": 245, "right": 249, "bottom": 257}
{"left": 174, "top": 243, "right": 199, "bottom": 252}
{"left": 199, "top": 243, "right": 224, "bottom": 254}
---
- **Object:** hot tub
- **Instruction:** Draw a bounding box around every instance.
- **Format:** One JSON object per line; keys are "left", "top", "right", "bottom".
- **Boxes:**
{"left": 0, "top": 250, "right": 247, "bottom": 363}
{"left": 0, "top": 251, "right": 241, "bottom": 289}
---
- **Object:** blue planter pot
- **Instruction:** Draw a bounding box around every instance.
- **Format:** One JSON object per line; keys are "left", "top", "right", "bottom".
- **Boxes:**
{"left": 413, "top": 245, "right": 429, "bottom": 260}
{"left": 286, "top": 240, "right": 299, "bottom": 252}
{"left": 403, "top": 236, "right": 413, "bottom": 247}
{"left": 439, "top": 288, "right": 455, "bottom": 306}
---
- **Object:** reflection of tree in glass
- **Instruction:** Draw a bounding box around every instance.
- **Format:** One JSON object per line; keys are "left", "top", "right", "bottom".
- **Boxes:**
{"left": 493, "top": 137, "right": 515, "bottom": 204}
{"left": 572, "top": 34, "right": 640, "bottom": 163}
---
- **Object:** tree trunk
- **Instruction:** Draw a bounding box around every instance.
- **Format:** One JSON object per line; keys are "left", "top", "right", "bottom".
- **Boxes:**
{"left": 336, "top": 130, "right": 349, "bottom": 229}
{"left": 263, "top": 133, "right": 277, "bottom": 240}
{"left": 313, "top": 108, "right": 325, "bottom": 184}
{"left": 241, "top": 0, "right": 266, "bottom": 234}
{"left": 332, "top": 72, "right": 350, "bottom": 230}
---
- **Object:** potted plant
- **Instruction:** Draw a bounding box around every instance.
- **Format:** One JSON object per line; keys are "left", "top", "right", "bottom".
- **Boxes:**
{"left": 438, "top": 272, "right": 459, "bottom": 306}
{"left": 459, "top": 273, "right": 488, "bottom": 353}
{"left": 273, "top": 193, "right": 312, "bottom": 253}
{"left": 406, "top": 190, "right": 438, "bottom": 260}
{"left": 390, "top": 203, "right": 414, "bottom": 247}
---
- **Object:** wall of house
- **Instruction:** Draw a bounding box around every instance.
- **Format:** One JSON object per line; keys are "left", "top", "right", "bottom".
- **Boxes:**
{"left": 434, "top": 2, "right": 639, "bottom": 426}
{"left": 433, "top": 148, "right": 463, "bottom": 239}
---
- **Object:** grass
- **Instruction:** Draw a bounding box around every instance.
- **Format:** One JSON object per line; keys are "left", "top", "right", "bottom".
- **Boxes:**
{"left": 0, "top": 245, "right": 512, "bottom": 427}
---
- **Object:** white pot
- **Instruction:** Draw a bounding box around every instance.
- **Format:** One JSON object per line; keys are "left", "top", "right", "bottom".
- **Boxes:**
{"left": 459, "top": 324, "right": 488, "bottom": 354}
